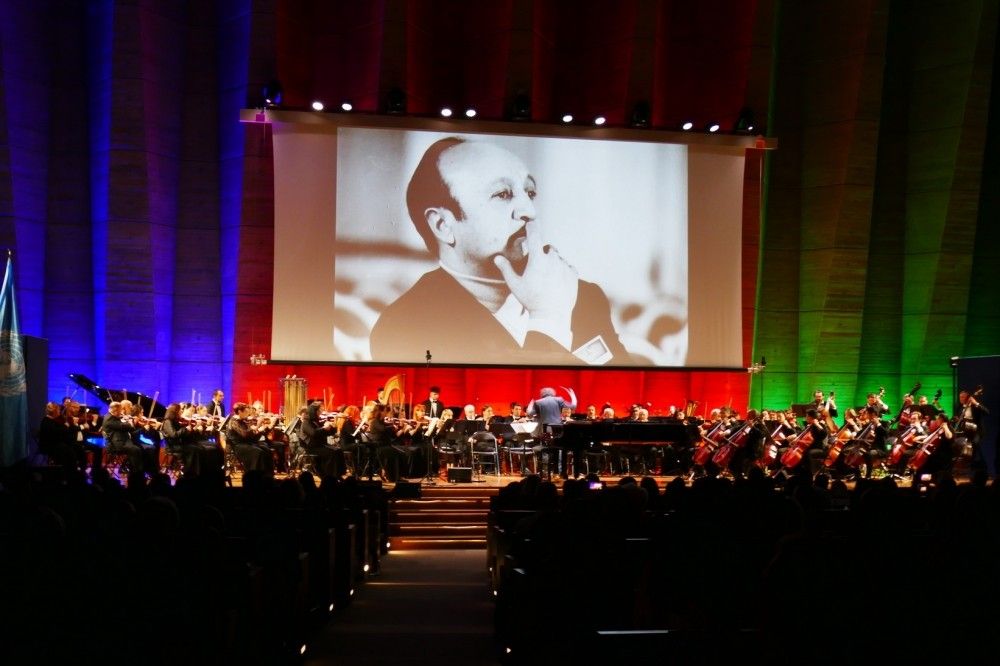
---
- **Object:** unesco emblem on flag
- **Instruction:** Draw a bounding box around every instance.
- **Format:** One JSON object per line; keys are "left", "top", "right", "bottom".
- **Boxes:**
{"left": 0, "top": 331, "right": 26, "bottom": 397}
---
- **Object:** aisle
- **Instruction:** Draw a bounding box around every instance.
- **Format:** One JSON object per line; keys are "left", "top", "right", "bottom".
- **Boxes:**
{"left": 305, "top": 549, "right": 501, "bottom": 665}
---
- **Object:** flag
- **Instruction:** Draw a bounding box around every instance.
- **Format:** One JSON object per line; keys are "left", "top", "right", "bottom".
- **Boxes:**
{"left": 0, "top": 254, "right": 28, "bottom": 467}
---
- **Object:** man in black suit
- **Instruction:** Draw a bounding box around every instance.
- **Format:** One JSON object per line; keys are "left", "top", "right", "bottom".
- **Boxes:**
{"left": 207, "top": 389, "right": 226, "bottom": 418}
{"left": 370, "top": 137, "right": 631, "bottom": 366}
{"left": 420, "top": 386, "right": 445, "bottom": 419}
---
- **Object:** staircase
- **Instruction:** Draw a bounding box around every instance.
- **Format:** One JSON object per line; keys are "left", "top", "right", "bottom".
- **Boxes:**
{"left": 388, "top": 485, "right": 497, "bottom": 550}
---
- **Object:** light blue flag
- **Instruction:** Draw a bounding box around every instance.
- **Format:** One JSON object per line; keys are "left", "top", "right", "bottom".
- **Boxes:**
{"left": 0, "top": 254, "right": 29, "bottom": 467}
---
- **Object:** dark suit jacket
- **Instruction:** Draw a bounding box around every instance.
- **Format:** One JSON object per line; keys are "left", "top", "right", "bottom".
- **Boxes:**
{"left": 370, "top": 268, "right": 630, "bottom": 365}
{"left": 420, "top": 399, "right": 445, "bottom": 419}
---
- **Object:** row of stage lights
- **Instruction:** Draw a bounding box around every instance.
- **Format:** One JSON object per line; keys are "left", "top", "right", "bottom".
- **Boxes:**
{"left": 262, "top": 82, "right": 757, "bottom": 134}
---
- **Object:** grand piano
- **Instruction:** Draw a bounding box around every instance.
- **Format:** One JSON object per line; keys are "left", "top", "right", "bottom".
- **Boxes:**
{"left": 68, "top": 373, "right": 168, "bottom": 420}
{"left": 560, "top": 418, "right": 699, "bottom": 448}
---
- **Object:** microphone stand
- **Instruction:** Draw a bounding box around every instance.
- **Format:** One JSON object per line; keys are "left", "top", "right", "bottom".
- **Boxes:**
{"left": 422, "top": 349, "right": 438, "bottom": 486}
{"left": 748, "top": 358, "right": 766, "bottom": 413}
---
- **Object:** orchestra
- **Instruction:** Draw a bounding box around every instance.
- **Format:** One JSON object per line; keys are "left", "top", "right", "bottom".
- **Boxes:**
{"left": 34, "top": 379, "right": 991, "bottom": 488}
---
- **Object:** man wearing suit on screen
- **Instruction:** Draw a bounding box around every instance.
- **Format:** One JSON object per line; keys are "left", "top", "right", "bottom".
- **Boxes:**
{"left": 369, "top": 137, "right": 632, "bottom": 366}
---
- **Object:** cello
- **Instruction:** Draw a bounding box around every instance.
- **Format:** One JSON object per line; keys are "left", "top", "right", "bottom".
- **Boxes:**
{"left": 908, "top": 418, "right": 951, "bottom": 472}
{"left": 779, "top": 427, "right": 815, "bottom": 469}
{"left": 712, "top": 416, "right": 756, "bottom": 468}
{"left": 823, "top": 411, "right": 859, "bottom": 469}
{"left": 692, "top": 416, "right": 730, "bottom": 466}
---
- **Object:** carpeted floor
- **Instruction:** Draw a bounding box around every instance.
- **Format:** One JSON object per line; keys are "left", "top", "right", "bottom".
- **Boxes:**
{"left": 304, "top": 549, "right": 501, "bottom": 665}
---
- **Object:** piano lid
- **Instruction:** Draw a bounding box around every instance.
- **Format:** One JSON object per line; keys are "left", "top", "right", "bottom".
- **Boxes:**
{"left": 68, "top": 373, "right": 168, "bottom": 419}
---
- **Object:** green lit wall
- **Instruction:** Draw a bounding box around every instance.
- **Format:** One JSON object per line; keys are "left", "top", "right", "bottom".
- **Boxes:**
{"left": 751, "top": 0, "right": 1000, "bottom": 414}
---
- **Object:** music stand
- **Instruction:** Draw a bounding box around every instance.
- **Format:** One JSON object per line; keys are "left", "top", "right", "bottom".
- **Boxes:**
{"left": 421, "top": 418, "right": 443, "bottom": 486}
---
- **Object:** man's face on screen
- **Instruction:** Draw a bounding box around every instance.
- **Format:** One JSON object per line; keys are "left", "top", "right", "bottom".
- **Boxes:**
{"left": 438, "top": 142, "right": 537, "bottom": 278}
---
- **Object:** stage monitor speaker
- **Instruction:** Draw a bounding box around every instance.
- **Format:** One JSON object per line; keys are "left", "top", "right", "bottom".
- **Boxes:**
{"left": 392, "top": 480, "right": 422, "bottom": 499}
{"left": 447, "top": 467, "right": 472, "bottom": 483}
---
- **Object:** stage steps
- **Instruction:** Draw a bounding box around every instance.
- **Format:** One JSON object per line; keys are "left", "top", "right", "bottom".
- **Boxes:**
{"left": 388, "top": 485, "right": 498, "bottom": 550}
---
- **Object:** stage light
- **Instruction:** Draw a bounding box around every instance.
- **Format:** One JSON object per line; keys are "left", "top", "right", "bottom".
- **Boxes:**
{"left": 300, "top": 645, "right": 307, "bottom": 655}
{"left": 341, "top": 101, "right": 353, "bottom": 112}
{"left": 363, "top": 563, "right": 370, "bottom": 572}
{"left": 509, "top": 93, "right": 531, "bottom": 121}
{"left": 594, "top": 116, "right": 606, "bottom": 125}
{"left": 734, "top": 106, "right": 756, "bottom": 133}
{"left": 385, "top": 87, "right": 406, "bottom": 114}
{"left": 629, "top": 100, "right": 651, "bottom": 128}
{"left": 708, "top": 122, "right": 720, "bottom": 133}
{"left": 261, "top": 80, "right": 283, "bottom": 107}
{"left": 311, "top": 100, "right": 324, "bottom": 111}
{"left": 682, "top": 121, "right": 694, "bottom": 130}
{"left": 329, "top": 603, "right": 335, "bottom": 612}
{"left": 440, "top": 107, "right": 453, "bottom": 117}
{"left": 465, "top": 108, "right": 477, "bottom": 118}
{"left": 561, "top": 114, "right": 574, "bottom": 123}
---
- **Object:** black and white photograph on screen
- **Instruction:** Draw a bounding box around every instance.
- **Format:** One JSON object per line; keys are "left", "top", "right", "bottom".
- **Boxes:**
{"left": 332, "top": 128, "right": 689, "bottom": 367}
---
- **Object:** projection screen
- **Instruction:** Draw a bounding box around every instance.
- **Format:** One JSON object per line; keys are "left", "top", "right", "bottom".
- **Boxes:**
{"left": 267, "top": 114, "right": 747, "bottom": 368}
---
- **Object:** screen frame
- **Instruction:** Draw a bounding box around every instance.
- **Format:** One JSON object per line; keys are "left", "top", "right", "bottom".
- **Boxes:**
{"left": 244, "top": 109, "right": 773, "bottom": 373}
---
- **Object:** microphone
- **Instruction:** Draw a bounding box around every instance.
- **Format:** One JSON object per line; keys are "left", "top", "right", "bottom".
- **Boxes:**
{"left": 425, "top": 349, "right": 432, "bottom": 362}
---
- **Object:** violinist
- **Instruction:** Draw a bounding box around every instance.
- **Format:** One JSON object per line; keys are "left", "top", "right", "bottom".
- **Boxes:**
{"left": 226, "top": 402, "right": 273, "bottom": 475}
{"left": 122, "top": 399, "right": 161, "bottom": 474}
{"left": 301, "top": 400, "right": 338, "bottom": 477}
{"left": 162, "top": 403, "right": 223, "bottom": 477}
{"left": 102, "top": 401, "right": 146, "bottom": 476}
{"left": 395, "top": 403, "right": 430, "bottom": 478}
{"left": 39, "top": 402, "right": 80, "bottom": 471}
{"left": 363, "top": 402, "right": 400, "bottom": 481}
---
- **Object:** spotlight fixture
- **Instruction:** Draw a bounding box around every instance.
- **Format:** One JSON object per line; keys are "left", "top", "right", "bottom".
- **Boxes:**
{"left": 561, "top": 114, "right": 574, "bottom": 123}
{"left": 681, "top": 121, "right": 694, "bottom": 131}
{"left": 261, "top": 80, "right": 283, "bottom": 107}
{"left": 340, "top": 101, "right": 353, "bottom": 112}
{"left": 440, "top": 107, "right": 453, "bottom": 117}
{"left": 509, "top": 93, "right": 531, "bottom": 121}
{"left": 465, "top": 108, "right": 477, "bottom": 118}
{"left": 385, "top": 87, "right": 406, "bottom": 114}
{"left": 707, "top": 122, "right": 720, "bottom": 133}
{"left": 594, "top": 115, "right": 606, "bottom": 126}
{"left": 629, "top": 100, "right": 651, "bottom": 128}
{"left": 734, "top": 106, "right": 756, "bottom": 133}
{"left": 311, "top": 100, "right": 324, "bottom": 111}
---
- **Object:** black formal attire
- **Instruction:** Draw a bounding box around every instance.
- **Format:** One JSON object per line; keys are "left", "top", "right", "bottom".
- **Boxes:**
{"left": 370, "top": 268, "right": 631, "bottom": 365}
{"left": 364, "top": 418, "right": 396, "bottom": 480}
{"left": 300, "top": 418, "right": 338, "bottom": 478}
{"left": 207, "top": 400, "right": 226, "bottom": 418}
{"left": 956, "top": 399, "right": 989, "bottom": 472}
{"left": 38, "top": 416, "right": 82, "bottom": 471}
{"left": 420, "top": 398, "right": 446, "bottom": 420}
{"left": 102, "top": 414, "right": 144, "bottom": 475}
{"left": 161, "top": 418, "right": 222, "bottom": 477}
{"left": 226, "top": 418, "right": 273, "bottom": 475}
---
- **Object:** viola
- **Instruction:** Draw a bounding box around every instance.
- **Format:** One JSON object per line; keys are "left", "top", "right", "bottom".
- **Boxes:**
{"left": 779, "top": 428, "right": 815, "bottom": 469}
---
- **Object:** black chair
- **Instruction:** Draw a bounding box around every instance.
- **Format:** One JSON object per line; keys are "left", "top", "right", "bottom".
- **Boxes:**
{"left": 470, "top": 431, "right": 501, "bottom": 481}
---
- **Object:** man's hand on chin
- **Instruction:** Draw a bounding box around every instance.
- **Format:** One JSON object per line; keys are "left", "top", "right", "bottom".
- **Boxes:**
{"left": 492, "top": 220, "right": 578, "bottom": 325}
